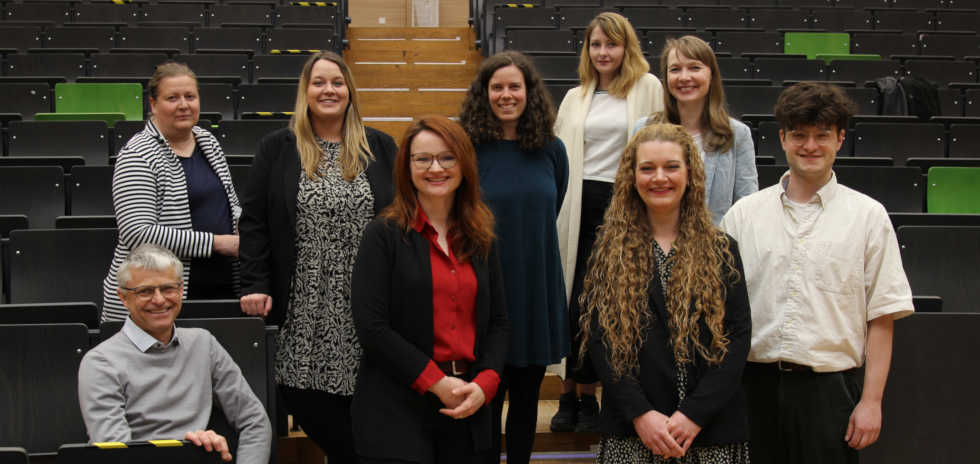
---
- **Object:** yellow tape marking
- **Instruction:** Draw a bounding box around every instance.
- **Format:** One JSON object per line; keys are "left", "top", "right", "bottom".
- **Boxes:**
{"left": 149, "top": 440, "right": 183, "bottom": 447}
{"left": 93, "top": 443, "right": 128, "bottom": 449}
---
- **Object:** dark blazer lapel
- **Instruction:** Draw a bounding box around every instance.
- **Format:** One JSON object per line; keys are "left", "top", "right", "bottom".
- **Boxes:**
{"left": 472, "top": 255, "right": 490, "bottom": 351}
{"left": 649, "top": 272, "right": 670, "bottom": 331}
{"left": 283, "top": 140, "right": 301, "bottom": 226}
{"left": 410, "top": 230, "right": 436, "bottom": 353}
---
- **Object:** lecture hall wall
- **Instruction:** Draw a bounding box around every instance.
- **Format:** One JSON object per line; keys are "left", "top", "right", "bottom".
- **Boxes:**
{"left": 349, "top": 0, "right": 469, "bottom": 27}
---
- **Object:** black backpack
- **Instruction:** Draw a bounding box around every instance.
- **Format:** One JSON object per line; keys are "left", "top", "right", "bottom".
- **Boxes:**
{"left": 875, "top": 76, "right": 941, "bottom": 122}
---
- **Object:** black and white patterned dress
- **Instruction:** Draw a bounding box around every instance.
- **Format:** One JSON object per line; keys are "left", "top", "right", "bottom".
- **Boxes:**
{"left": 595, "top": 245, "right": 750, "bottom": 464}
{"left": 275, "top": 138, "right": 374, "bottom": 396}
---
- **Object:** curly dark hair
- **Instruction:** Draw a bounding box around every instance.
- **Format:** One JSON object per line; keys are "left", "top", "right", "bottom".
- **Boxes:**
{"left": 458, "top": 51, "right": 556, "bottom": 152}
{"left": 774, "top": 82, "right": 858, "bottom": 132}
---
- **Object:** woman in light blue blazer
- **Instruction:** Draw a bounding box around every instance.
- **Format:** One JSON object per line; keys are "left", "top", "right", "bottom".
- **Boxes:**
{"left": 633, "top": 36, "right": 757, "bottom": 225}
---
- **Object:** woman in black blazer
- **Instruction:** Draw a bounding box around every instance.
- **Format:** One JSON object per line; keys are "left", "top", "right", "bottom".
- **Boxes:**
{"left": 238, "top": 51, "right": 396, "bottom": 464}
{"left": 579, "top": 124, "right": 751, "bottom": 463}
{"left": 350, "top": 115, "right": 509, "bottom": 464}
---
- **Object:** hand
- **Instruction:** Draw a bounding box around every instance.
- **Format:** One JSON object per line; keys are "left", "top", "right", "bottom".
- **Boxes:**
{"left": 184, "top": 430, "right": 232, "bottom": 462}
{"left": 213, "top": 235, "right": 239, "bottom": 259}
{"left": 667, "top": 411, "right": 702, "bottom": 453}
{"left": 439, "top": 382, "right": 486, "bottom": 420}
{"left": 846, "top": 399, "right": 882, "bottom": 449}
{"left": 240, "top": 293, "right": 272, "bottom": 317}
{"left": 427, "top": 376, "right": 467, "bottom": 409}
{"left": 632, "top": 410, "right": 685, "bottom": 458}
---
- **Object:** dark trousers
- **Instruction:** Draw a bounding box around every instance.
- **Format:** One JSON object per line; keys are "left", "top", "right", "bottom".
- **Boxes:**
{"left": 485, "top": 364, "right": 547, "bottom": 464}
{"left": 742, "top": 362, "right": 862, "bottom": 464}
{"left": 360, "top": 391, "right": 485, "bottom": 464}
{"left": 279, "top": 384, "right": 360, "bottom": 464}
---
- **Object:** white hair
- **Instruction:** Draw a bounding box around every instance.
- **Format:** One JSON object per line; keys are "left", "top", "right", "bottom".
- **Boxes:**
{"left": 117, "top": 244, "right": 184, "bottom": 288}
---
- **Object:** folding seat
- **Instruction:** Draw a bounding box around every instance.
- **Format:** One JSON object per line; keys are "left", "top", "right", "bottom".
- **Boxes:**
{"left": 113, "top": 119, "right": 146, "bottom": 156}
{"left": 851, "top": 33, "right": 920, "bottom": 59}
{"left": 0, "top": 166, "right": 65, "bottom": 230}
{"left": 0, "top": 26, "right": 42, "bottom": 54}
{"left": 726, "top": 85, "right": 785, "bottom": 117}
{"left": 661, "top": 0, "right": 716, "bottom": 7}
{"left": 274, "top": 5, "right": 338, "bottom": 28}
{"left": 217, "top": 119, "right": 290, "bottom": 156}
{"left": 506, "top": 30, "right": 576, "bottom": 53}
{"left": 4, "top": 3, "right": 71, "bottom": 26}
{"left": 237, "top": 83, "right": 296, "bottom": 115}
{"left": 715, "top": 31, "right": 783, "bottom": 57}
{"left": 757, "top": 165, "right": 924, "bottom": 211}
{"left": 646, "top": 31, "right": 712, "bottom": 56}
{"left": 531, "top": 55, "right": 580, "bottom": 81}
{"left": 0, "top": 302, "right": 101, "bottom": 327}
{"left": 873, "top": 11, "right": 935, "bottom": 34}
{"left": 4, "top": 53, "right": 87, "bottom": 83}
{"left": 558, "top": 7, "right": 604, "bottom": 30}
{"left": 228, "top": 165, "right": 251, "bottom": 202}
{"left": 685, "top": 8, "right": 748, "bottom": 31}
{"left": 717, "top": 57, "right": 753, "bottom": 79}
{"left": 56, "top": 216, "right": 117, "bottom": 229}
{"left": 753, "top": 57, "right": 827, "bottom": 85}
{"left": 935, "top": 12, "right": 980, "bottom": 33}
{"left": 938, "top": 88, "right": 963, "bottom": 116}
{"left": 72, "top": 3, "right": 140, "bottom": 28}
{"left": 0, "top": 83, "right": 51, "bottom": 121}
{"left": 905, "top": 60, "right": 977, "bottom": 89}
{"left": 9, "top": 228, "right": 118, "bottom": 308}
{"left": 89, "top": 53, "right": 169, "bottom": 81}
{"left": 492, "top": 7, "right": 558, "bottom": 54}
{"left": 748, "top": 9, "right": 811, "bottom": 32}
{"left": 928, "top": 167, "right": 980, "bottom": 213}
{"left": 778, "top": 0, "right": 834, "bottom": 8}
{"left": 920, "top": 35, "right": 980, "bottom": 61}
{"left": 718, "top": 0, "right": 777, "bottom": 7}
{"left": 544, "top": 0, "right": 601, "bottom": 7}
{"left": 755, "top": 121, "right": 784, "bottom": 161}
{"left": 966, "top": 89, "right": 980, "bottom": 117}
{"left": 853, "top": 122, "right": 945, "bottom": 165}
{"left": 199, "top": 83, "right": 235, "bottom": 121}
{"left": 621, "top": 8, "right": 685, "bottom": 30}
{"left": 890, "top": 211, "right": 980, "bottom": 229}
{"left": 891, "top": 0, "right": 947, "bottom": 10}
{"left": 828, "top": 59, "right": 901, "bottom": 86}
{"left": 118, "top": 26, "right": 190, "bottom": 55}
{"left": 140, "top": 4, "right": 207, "bottom": 26}
{"left": 69, "top": 165, "right": 114, "bottom": 217}
{"left": 0, "top": 215, "right": 29, "bottom": 240}
{"left": 947, "top": 0, "right": 980, "bottom": 8}
{"left": 783, "top": 32, "right": 850, "bottom": 58}
{"left": 844, "top": 87, "right": 879, "bottom": 115}
{"left": 898, "top": 226, "right": 980, "bottom": 312}
{"left": 810, "top": 10, "right": 874, "bottom": 33}
{"left": 193, "top": 28, "right": 264, "bottom": 56}
{"left": 834, "top": 0, "right": 894, "bottom": 8}
{"left": 43, "top": 26, "right": 116, "bottom": 54}
{"left": 208, "top": 5, "right": 274, "bottom": 28}
{"left": 9, "top": 120, "right": 109, "bottom": 166}
{"left": 265, "top": 28, "right": 334, "bottom": 53}
{"left": 0, "top": 448, "right": 29, "bottom": 464}
{"left": 546, "top": 83, "right": 577, "bottom": 105}
{"left": 948, "top": 123, "right": 980, "bottom": 157}
{"left": 174, "top": 54, "right": 249, "bottom": 85}
{"left": 252, "top": 54, "right": 308, "bottom": 83}
{"left": 53, "top": 83, "right": 143, "bottom": 122}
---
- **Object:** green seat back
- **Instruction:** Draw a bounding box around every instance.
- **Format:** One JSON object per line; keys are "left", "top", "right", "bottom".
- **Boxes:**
{"left": 928, "top": 167, "right": 980, "bottom": 214}
{"left": 54, "top": 83, "right": 143, "bottom": 121}
{"left": 35, "top": 112, "right": 127, "bottom": 126}
{"left": 785, "top": 33, "right": 850, "bottom": 60}
{"left": 815, "top": 53, "right": 880, "bottom": 65}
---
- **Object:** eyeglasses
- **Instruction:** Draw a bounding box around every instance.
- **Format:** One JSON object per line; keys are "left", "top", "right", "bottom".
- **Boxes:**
{"left": 411, "top": 152, "right": 457, "bottom": 170}
{"left": 787, "top": 130, "right": 838, "bottom": 146}
{"left": 121, "top": 282, "right": 184, "bottom": 300}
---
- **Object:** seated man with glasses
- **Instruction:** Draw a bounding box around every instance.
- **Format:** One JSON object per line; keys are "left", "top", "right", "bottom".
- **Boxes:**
{"left": 78, "top": 243, "right": 271, "bottom": 464}
{"left": 720, "top": 82, "right": 914, "bottom": 464}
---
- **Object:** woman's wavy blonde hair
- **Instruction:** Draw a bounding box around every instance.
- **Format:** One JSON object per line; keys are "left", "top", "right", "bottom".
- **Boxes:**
{"left": 578, "top": 12, "right": 649, "bottom": 99}
{"left": 290, "top": 51, "right": 373, "bottom": 181}
{"left": 577, "top": 124, "right": 739, "bottom": 381}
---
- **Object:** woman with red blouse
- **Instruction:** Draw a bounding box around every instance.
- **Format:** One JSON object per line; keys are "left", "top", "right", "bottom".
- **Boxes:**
{"left": 350, "top": 115, "right": 510, "bottom": 464}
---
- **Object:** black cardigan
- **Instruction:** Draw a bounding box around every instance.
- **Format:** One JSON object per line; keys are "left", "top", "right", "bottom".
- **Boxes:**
{"left": 349, "top": 217, "right": 510, "bottom": 461}
{"left": 238, "top": 126, "right": 397, "bottom": 329}
{"left": 588, "top": 237, "right": 752, "bottom": 446}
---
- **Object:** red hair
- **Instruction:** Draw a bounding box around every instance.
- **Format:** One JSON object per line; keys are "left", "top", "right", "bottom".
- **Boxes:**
{"left": 382, "top": 115, "right": 495, "bottom": 263}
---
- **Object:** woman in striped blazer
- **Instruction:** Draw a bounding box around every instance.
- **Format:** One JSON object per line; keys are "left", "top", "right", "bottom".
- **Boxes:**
{"left": 101, "top": 62, "right": 241, "bottom": 322}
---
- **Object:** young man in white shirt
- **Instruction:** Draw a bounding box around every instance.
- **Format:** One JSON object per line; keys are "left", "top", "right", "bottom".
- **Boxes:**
{"left": 720, "top": 82, "right": 914, "bottom": 464}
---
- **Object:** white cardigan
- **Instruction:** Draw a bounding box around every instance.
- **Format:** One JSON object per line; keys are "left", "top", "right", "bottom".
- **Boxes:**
{"left": 555, "top": 73, "right": 664, "bottom": 300}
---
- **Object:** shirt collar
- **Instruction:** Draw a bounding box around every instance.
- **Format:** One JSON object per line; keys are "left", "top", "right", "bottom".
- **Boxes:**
{"left": 123, "top": 316, "right": 179, "bottom": 353}
{"left": 778, "top": 170, "right": 840, "bottom": 205}
{"left": 413, "top": 204, "right": 433, "bottom": 234}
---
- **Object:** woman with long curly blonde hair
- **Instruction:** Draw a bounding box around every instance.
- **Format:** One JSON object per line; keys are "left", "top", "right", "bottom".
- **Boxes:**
{"left": 579, "top": 124, "right": 752, "bottom": 463}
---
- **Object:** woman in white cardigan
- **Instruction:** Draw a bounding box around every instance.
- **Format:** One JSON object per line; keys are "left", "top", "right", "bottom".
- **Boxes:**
{"left": 552, "top": 11, "right": 664, "bottom": 434}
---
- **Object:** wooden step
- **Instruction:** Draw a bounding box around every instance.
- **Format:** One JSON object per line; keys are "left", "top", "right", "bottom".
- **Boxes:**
{"left": 349, "top": 63, "right": 481, "bottom": 81}
{"left": 347, "top": 27, "right": 476, "bottom": 51}
{"left": 355, "top": 74, "right": 472, "bottom": 90}
{"left": 363, "top": 119, "right": 413, "bottom": 144}
{"left": 361, "top": 104, "right": 460, "bottom": 118}
{"left": 346, "top": 50, "right": 484, "bottom": 65}
{"left": 358, "top": 89, "right": 468, "bottom": 106}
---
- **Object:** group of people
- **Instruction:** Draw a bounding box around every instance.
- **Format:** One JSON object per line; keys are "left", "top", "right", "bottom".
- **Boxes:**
{"left": 76, "top": 10, "right": 915, "bottom": 464}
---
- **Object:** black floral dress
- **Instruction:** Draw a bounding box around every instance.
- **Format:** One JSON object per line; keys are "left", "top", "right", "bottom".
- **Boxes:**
{"left": 595, "top": 245, "right": 751, "bottom": 464}
{"left": 275, "top": 138, "right": 374, "bottom": 395}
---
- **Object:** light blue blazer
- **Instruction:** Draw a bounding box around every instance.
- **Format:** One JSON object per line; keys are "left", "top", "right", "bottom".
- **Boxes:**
{"left": 632, "top": 117, "right": 758, "bottom": 225}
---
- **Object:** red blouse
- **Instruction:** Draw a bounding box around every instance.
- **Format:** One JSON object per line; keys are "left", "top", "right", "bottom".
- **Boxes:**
{"left": 409, "top": 207, "right": 500, "bottom": 403}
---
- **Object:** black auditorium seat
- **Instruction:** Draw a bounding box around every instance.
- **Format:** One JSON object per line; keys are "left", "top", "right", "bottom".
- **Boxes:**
{"left": 810, "top": 10, "right": 873, "bottom": 33}
{"left": 755, "top": 122, "right": 784, "bottom": 163}
{"left": 853, "top": 123, "right": 945, "bottom": 165}
{"left": 756, "top": 165, "right": 924, "bottom": 212}
{"left": 118, "top": 27, "right": 190, "bottom": 55}
{"left": 175, "top": 54, "right": 249, "bottom": 85}
{"left": 622, "top": 8, "right": 686, "bottom": 29}
{"left": 9, "top": 120, "right": 110, "bottom": 166}
{"left": 898, "top": 226, "right": 980, "bottom": 312}
{"left": 890, "top": 212, "right": 980, "bottom": 229}
{"left": 141, "top": 4, "right": 207, "bottom": 26}
{"left": 506, "top": 30, "right": 576, "bottom": 54}
{"left": 948, "top": 124, "right": 980, "bottom": 157}
{"left": 717, "top": 57, "right": 753, "bottom": 79}
{"left": 726, "top": 86, "right": 784, "bottom": 119}
{"left": 113, "top": 120, "right": 145, "bottom": 156}
{"left": 4, "top": 2, "right": 71, "bottom": 26}
{"left": 491, "top": 7, "right": 557, "bottom": 54}
{"left": 828, "top": 59, "right": 901, "bottom": 87}
{"left": 920, "top": 35, "right": 980, "bottom": 61}
{"left": 532, "top": 55, "right": 580, "bottom": 81}
{"left": 905, "top": 60, "right": 977, "bottom": 89}
{"left": 0, "top": 167, "right": 65, "bottom": 230}
{"left": 844, "top": 87, "right": 879, "bottom": 115}
{"left": 217, "top": 119, "right": 289, "bottom": 156}
{"left": 4, "top": 53, "right": 87, "bottom": 83}
{"left": 9, "top": 228, "right": 118, "bottom": 307}
{"left": 0, "top": 448, "right": 29, "bottom": 464}
{"left": 273, "top": 5, "right": 338, "bottom": 28}
{"left": 72, "top": 3, "right": 139, "bottom": 28}
{"left": 778, "top": 0, "right": 835, "bottom": 7}
{"left": 265, "top": 28, "right": 334, "bottom": 53}
{"left": 714, "top": 31, "right": 783, "bottom": 57}
{"left": 935, "top": 12, "right": 980, "bottom": 33}
{"left": 753, "top": 58, "right": 827, "bottom": 85}
{"left": 44, "top": 26, "right": 116, "bottom": 54}
{"left": 193, "top": 28, "right": 263, "bottom": 56}
{"left": 873, "top": 11, "right": 935, "bottom": 35}
{"left": 199, "top": 83, "right": 235, "bottom": 121}
{"left": 851, "top": 33, "right": 919, "bottom": 60}
{"left": 662, "top": 0, "right": 714, "bottom": 7}
{"left": 0, "top": 83, "right": 51, "bottom": 121}
{"left": 892, "top": 0, "right": 947, "bottom": 10}
{"left": 646, "top": 31, "right": 712, "bottom": 56}
{"left": 685, "top": 8, "right": 748, "bottom": 31}
{"left": 56, "top": 216, "right": 117, "bottom": 230}
{"left": 748, "top": 9, "right": 811, "bottom": 33}
{"left": 252, "top": 54, "right": 311, "bottom": 82}
{"left": 938, "top": 89, "right": 963, "bottom": 117}
{"left": 546, "top": 83, "right": 577, "bottom": 106}
{"left": 967, "top": 90, "right": 980, "bottom": 117}
{"left": 947, "top": 0, "right": 980, "bottom": 8}
{"left": 0, "top": 26, "right": 42, "bottom": 55}
{"left": 0, "top": 302, "right": 100, "bottom": 328}
{"left": 0, "top": 324, "right": 90, "bottom": 454}
{"left": 208, "top": 5, "right": 273, "bottom": 28}
{"left": 70, "top": 165, "right": 114, "bottom": 216}
{"left": 228, "top": 165, "right": 251, "bottom": 202}
{"left": 237, "top": 83, "right": 296, "bottom": 115}
{"left": 0, "top": 216, "right": 29, "bottom": 239}
{"left": 89, "top": 53, "right": 169, "bottom": 79}
{"left": 558, "top": 7, "right": 608, "bottom": 31}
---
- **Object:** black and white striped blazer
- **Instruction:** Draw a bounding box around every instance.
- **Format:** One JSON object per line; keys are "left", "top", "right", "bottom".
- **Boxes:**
{"left": 101, "top": 119, "right": 241, "bottom": 321}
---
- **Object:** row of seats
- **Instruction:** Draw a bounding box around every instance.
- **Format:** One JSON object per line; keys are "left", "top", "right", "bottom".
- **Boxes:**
{"left": 1, "top": 3, "right": 339, "bottom": 29}
{"left": 1, "top": 26, "right": 337, "bottom": 56}
{"left": 487, "top": 0, "right": 980, "bottom": 11}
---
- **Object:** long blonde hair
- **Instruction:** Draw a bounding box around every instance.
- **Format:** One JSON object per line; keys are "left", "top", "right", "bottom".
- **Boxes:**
{"left": 578, "top": 12, "right": 649, "bottom": 98}
{"left": 648, "top": 36, "right": 734, "bottom": 153}
{"left": 578, "top": 124, "right": 738, "bottom": 381}
{"left": 290, "top": 52, "right": 373, "bottom": 181}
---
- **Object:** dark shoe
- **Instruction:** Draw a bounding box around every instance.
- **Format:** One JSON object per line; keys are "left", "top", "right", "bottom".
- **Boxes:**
{"left": 574, "top": 393, "right": 599, "bottom": 434}
{"left": 550, "top": 391, "right": 579, "bottom": 432}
